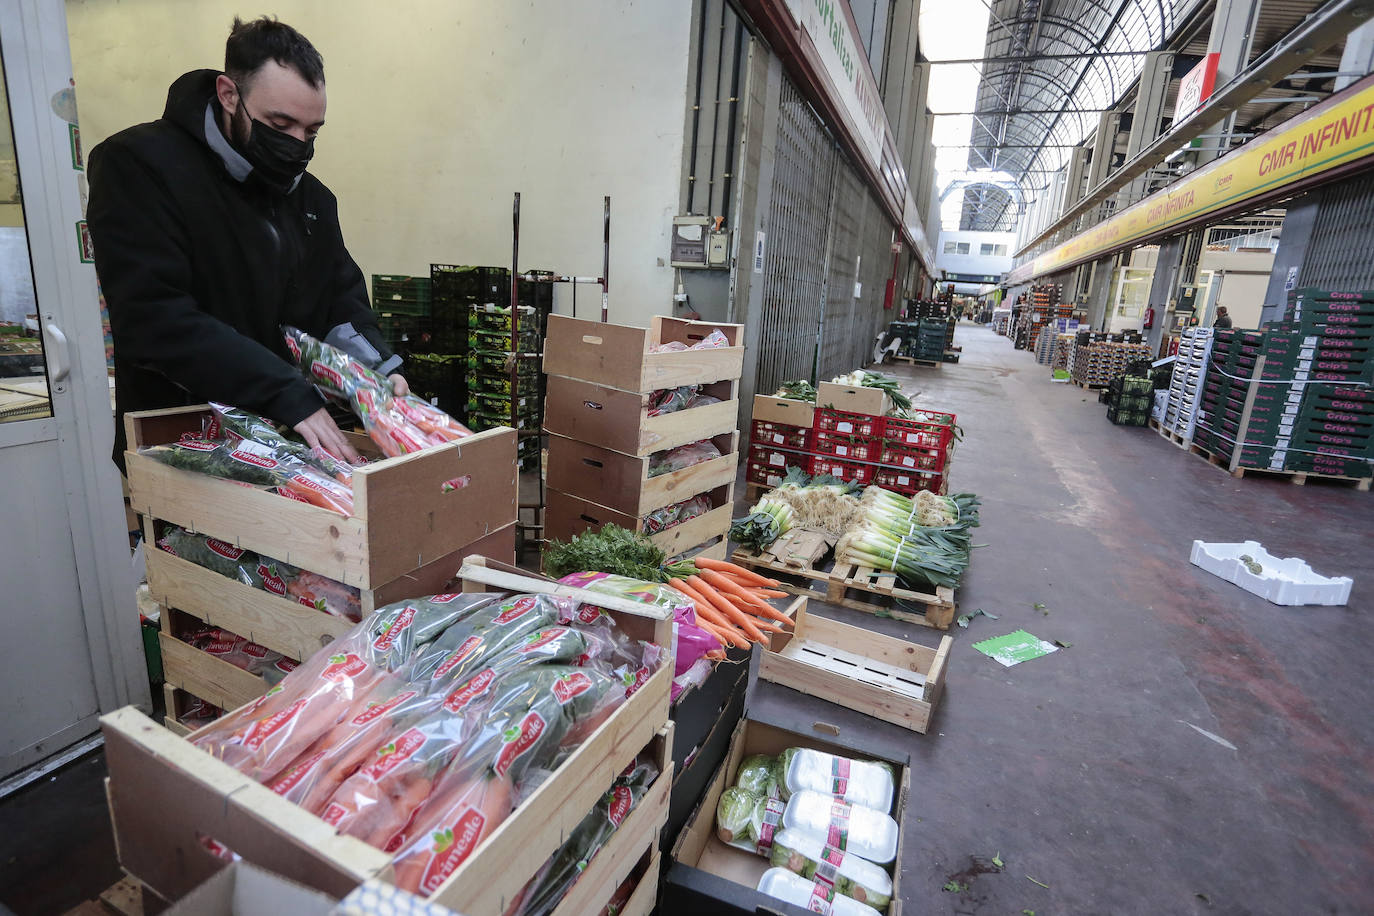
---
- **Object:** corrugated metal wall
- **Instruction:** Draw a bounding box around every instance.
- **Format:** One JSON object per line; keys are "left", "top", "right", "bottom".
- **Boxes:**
{"left": 754, "top": 74, "right": 899, "bottom": 394}
{"left": 754, "top": 78, "right": 836, "bottom": 394}
{"left": 1298, "top": 172, "right": 1374, "bottom": 290}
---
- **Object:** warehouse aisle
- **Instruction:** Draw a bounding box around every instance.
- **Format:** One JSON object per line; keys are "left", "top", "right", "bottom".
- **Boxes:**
{"left": 806, "top": 323, "right": 1373, "bottom": 915}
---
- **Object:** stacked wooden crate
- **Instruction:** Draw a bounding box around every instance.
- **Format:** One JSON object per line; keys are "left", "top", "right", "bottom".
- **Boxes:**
{"left": 125, "top": 405, "right": 518, "bottom": 734}
{"left": 542, "top": 315, "right": 744, "bottom": 562}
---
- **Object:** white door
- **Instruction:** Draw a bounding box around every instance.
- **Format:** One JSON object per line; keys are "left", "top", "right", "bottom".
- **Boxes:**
{"left": 0, "top": 0, "right": 149, "bottom": 781}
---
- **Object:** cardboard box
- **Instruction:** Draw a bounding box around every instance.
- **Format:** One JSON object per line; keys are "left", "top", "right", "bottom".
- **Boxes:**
{"left": 543, "top": 315, "right": 744, "bottom": 392}
{"left": 751, "top": 395, "right": 816, "bottom": 428}
{"left": 163, "top": 861, "right": 335, "bottom": 915}
{"left": 816, "top": 382, "right": 889, "bottom": 417}
{"left": 662, "top": 716, "right": 910, "bottom": 916}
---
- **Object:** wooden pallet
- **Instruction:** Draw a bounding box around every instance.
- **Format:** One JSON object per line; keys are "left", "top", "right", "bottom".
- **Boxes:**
{"left": 1188, "top": 442, "right": 1372, "bottom": 489}
{"left": 1154, "top": 422, "right": 1191, "bottom": 449}
{"left": 1070, "top": 377, "right": 1107, "bottom": 390}
{"left": 729, "top": 549, "right": 957, "bottom": 629}
{"left": 890, "top": 355, "right": 942, "bottom": 369}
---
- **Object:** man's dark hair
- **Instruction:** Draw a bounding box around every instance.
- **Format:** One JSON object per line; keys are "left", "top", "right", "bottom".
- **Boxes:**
{"left": 225, "top": 16, "right": 324, "bottom": 91}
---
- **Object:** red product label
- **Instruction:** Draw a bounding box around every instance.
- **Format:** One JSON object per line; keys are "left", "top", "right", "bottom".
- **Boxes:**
{"left": 826, "top": 801, "right": 851, "bottom": 851}
{"left": 577, "top": 605, "right": 602, "bottom": 625}
{"left": 433, "top": 636, "right": 484, "bottom": 680}
{"left": 177, "top": 439, "right": 220, "bottom": 452}
{"left": 285, "top": 335, "right": 301, "bottom": 360}
{"left": 442, "top": 669, "right": 496, "bottom": 713}
{"left": 627, "top": 666, "right": 650, "bottom": 696}
{"left": 205, "top": 538, "right": 244, "bottom": 560}
{"left": 493, "top": 711, "right": 546, "bottom": 777}
{"left": 269, "top": 750, "right": 327, "bottom": 795}
{"left": 372, "top": 607, "right": 417, "bottom": 652}
{"left": 321, "top": 803, "right": 346, "bottom": 826}
{"left": 420, "top": 805, "right": 487, "bottom": 894}
{"left": 297, "top": 595, "right": 317, "bottom": 608}
{"left": 360, "top": 727, "right": 426, "bottom": 781}
{"left": 201, "top": 639, "right": 239, "bottom": 655}
{"left": 258, "top": 565, "right": 287, "bottom": 595}
{"left": 243, "top": 642, "right": 268, "bottom": 659}
{"left": 289, "top": 473, "right": 335, "bottom": 497}
{"left": 242, "top": 698, "right": 308, "bottom": 752}
{"left": 807, "top": 880, "right": 836, "bottom": 913}
{"left": 430, "top": 593, "right": 461, "bottom": 603}
{"left": 493, "top": 596, "right": 538, "bottom": 624}
{"left": 229, "top": 449, "right": 278, "bottom": 470}
{"left": 275, "top": 658, "right": 298, "bottom": 674}
{"left": 519, "top": 628, "right": 569, "bottom": 653}
{"left": 755, "top": 797, "right": 785, "bottom": 855}
{"left": 552, "top": 671, "right": 594, "bottom": 705}
{"left": 322, "top": 653, "right": 368, "bottom": 681}
{"left": 276, "top": 487, "right": 310, "bottom": 504}
{"left": 310, "top": 362, "right": 346, "bottom": 390}
{"left": 607, "top": 785, "right": 633, "bottom": 826}
{"left": 815, "top": 844, "right": 845, "bottom": 889}
{"left": 351, "top": 690, "right": 418, "bottom": 726}
{"left": 831, "top": 758, "right": 850, "bottom": 797}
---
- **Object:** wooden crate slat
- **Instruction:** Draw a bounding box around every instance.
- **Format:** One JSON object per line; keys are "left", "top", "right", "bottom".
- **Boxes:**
{"left": 158, "top": 631, "right": 269, "bottom": 714}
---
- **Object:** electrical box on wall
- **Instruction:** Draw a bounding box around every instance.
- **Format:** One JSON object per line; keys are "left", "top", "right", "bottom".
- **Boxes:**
{"left": 671, "top": 215, "right": 730, "bottom": 269}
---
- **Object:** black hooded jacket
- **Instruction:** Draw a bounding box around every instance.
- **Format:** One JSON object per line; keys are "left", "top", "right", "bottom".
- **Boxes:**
{"left": 88, "top": 69, "right": 397, "bottom": 467}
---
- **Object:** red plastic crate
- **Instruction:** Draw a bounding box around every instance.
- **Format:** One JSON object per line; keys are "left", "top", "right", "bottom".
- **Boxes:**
{"left": 746, "top": 461, "right": 785, "bottom": 488}
{"left": 879, "top": 441, "right": 948, "bottom": 472}
{"left": 807, "top": 454, "right": 875, "bottom": 485}
{"left": 884, "top": 413, "right": 955, "bottom": 448}
{"left": 873, "top": 466, "right": 943, "bottom": 495}
{"left": 747, "top": 443, "right": 802, "bottom": 473}
{"left": 750, "top": 419, "right": 811, "bottom": 451}
{"left": 812, "top": 430, "right": 881, "bottom": 462}
{"left": 813, "top": 408, "right": 883, "bottom": 438}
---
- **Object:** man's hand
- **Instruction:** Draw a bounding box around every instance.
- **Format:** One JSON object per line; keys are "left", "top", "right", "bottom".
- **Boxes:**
{"left": 389, "top": 373, "right": 410, "bottom": 397}
{"left": 294, "top": 407, "right": 362, "bottom": 464}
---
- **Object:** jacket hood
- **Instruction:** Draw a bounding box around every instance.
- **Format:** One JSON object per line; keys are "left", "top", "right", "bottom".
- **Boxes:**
{"left": 163, "top": 69, "right": 221, "bottom": 141}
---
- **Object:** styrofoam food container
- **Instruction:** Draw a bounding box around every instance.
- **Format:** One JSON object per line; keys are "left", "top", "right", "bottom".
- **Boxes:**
{"left": 1189, "top": 540, "right": 1352, "bottom": 606}
{"left": 756, "top": 867, "right": 882, "bottom": 916}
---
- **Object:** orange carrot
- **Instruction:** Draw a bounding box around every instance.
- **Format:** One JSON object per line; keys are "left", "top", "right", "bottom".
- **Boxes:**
{"left": 695, "top": 557, "right": 780, "bottom": 587}
{"left": 698, "top": 570, "right": 795, "bottom": 626}
{"left": 688, "top": 575, "right": 767, "bottom": 642}
{"left": 753, "top": 588, "right": 790, "bottom": 599}
{"left": 668, "top": 580, "right": 751, "bottom": 649}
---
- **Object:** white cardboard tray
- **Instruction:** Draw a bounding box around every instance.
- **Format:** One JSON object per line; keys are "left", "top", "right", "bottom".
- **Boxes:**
{"left": 1189, "top": 540, "right": 1352, "bottom": 606}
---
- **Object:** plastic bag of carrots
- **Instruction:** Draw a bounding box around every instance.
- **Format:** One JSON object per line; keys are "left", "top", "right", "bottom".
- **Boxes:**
{"left": 140, "top": 436, "right": 355, "bottom": 514}
{"left": 283, "top": 326, "right": 472, "bottom": 458}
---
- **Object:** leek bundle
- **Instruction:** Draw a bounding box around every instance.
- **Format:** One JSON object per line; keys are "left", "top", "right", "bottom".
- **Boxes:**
{"left": 729, "top": 497, "right": 796, "bottom": 552}
{"left": 836, "top": 488, "right": 981, "bottom": 590}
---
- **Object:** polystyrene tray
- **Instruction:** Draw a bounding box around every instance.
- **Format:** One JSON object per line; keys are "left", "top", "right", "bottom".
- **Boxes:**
{"left": 1189, "top": 540, "right": 1352, "bottom": 606}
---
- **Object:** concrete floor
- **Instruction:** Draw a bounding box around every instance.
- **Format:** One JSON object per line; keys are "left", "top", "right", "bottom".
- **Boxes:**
{"left": 2, "top": 322, "right": 1372, "bottom": 915}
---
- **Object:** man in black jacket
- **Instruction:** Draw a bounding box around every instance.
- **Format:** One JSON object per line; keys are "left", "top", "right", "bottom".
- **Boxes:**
{"left": 89, "top": 16, "right": 403, "bottom": 467}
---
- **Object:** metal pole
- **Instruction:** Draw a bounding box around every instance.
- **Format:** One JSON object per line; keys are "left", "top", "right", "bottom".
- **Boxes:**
{"left": 601, "top": 196, "right": 610, "bottom": 323}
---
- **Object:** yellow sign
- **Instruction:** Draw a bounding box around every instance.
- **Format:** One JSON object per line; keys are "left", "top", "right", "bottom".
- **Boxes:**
{"left": 1013, "top": 74, "right": 1374, "bottom": 283}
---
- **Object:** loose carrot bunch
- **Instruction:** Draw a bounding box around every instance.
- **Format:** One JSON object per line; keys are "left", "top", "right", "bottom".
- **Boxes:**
{"left": 666, "top": 557, "right": 794, "bottom": 649}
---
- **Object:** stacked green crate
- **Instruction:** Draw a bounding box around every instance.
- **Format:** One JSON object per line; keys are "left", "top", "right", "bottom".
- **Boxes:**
{"left": 372, "top": 274, "right": 432, "bottom": 355}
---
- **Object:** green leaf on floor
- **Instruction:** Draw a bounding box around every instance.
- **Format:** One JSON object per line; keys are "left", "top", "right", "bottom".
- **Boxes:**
{"left": 957, "top": 608, "right": 1000, "bottom": 628}
{"left": 1032, "top": 602, "right": 1046, "bottom": 610}
{"left": 1053, "top": 639, "right": 1073, "bottom": 648}
{"left": 874, "top": 607, "right": 893, "bottom": 619}
{"left": 1023, "top": 910, "right": 1036, "bottom": 916}
{"left": 992, "top": 852, "right": 1004, "bottom": 868}
{"left": 943, "top": 881, "right": 966, "bottom": 893}
{"left": 1027, "top": 875, "right": 1050, "bottom": 889}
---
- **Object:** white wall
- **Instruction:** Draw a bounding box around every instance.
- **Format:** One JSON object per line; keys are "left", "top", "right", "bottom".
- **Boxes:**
{"left": 935, "top": 229, "right": 1016, "bottom": 281}
{"left": 64, "top": 0, "right": 693, "bottom": 327}
{"left": 1199, "top": 249, "right": 1276, "bottom": 329}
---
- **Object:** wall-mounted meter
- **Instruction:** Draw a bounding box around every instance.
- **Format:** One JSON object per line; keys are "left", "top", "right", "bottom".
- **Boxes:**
{"left": 671, "top": 215, "right": 730, "bottom": 269}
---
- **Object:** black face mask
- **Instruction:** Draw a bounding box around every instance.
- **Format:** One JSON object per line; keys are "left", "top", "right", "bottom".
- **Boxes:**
{"left": 231, "top": 95, "right": 315, "bottom": 194}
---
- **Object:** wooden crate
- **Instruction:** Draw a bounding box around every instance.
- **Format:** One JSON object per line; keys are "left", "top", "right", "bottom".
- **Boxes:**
{"left": 542, "top": 315, "right": 744, "bottom": 391}
{"left": 750, "top": 394, "right": 815, "bottom": 428}
{"left": 159, "top": 608, "right": 274, "bottom": 715}
{"left": 144, "top": 522, "right": 517, "bottom": 663}
{"left": 545, "top": 483, "right": 734, "bottom": 559}
{"left": 730, "top": 547, "right": 958, "bottom": 630}
{"left": 125, "top": 405, "right": 518, "bottom": 589}
{"left": 542, "top": 376, "right": 739, "bottom": 457}
{"left": 102, "top": 557, "right": 673, "bottom": 916}
{"left": 545, "top": 431, "right": 738, "bottom": 517}
{"left": 758, "top": 602, "right": 952, "bottom": 733}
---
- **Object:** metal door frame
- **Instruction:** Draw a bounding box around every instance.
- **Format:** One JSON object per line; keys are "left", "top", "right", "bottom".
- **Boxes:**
{"left": 0, "top": 0, "right": 149, "bottom": 780}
